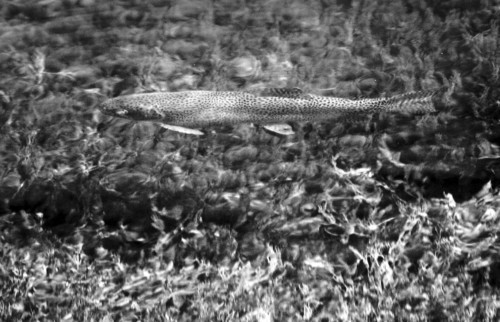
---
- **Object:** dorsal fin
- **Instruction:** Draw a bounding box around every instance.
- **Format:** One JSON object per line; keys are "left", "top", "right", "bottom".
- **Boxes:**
{"left": 256, "top": 87, "right": 308, "bottom": 99}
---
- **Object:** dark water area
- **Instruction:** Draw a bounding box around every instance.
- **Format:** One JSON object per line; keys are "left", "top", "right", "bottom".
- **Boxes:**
{"left": 1, "top": 1, "right": 500, "bottom": 320}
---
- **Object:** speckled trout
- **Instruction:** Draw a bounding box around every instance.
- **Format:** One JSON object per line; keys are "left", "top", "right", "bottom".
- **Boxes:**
{"left": 98, "top": 88, "right": 436, "bottom": 135}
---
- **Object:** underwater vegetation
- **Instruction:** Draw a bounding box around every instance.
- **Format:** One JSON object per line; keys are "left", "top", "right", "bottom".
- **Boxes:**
{"left": 1, "top": 0, "right": 500, "bottom": 320}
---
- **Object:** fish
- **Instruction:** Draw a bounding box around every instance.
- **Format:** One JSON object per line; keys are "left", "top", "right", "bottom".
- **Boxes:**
{"left": 98, "top": 88, "right": 437, "bottom": 136}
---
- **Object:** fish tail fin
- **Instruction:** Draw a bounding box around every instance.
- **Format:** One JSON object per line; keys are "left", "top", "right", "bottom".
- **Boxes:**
{"left": 383, "top": 90, "right": 437, "bottom": 114}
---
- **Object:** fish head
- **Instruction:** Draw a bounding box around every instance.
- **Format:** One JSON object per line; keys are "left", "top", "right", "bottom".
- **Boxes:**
{"left": 98, "top": 98, "right": 130, "bottom": 118}
{"left": 98, "top": 96, "right": 163, "bottom": 121}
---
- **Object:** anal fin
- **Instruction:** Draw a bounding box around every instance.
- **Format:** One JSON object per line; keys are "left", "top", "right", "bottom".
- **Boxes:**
{"left": 158, "top": 123, "right": 204, "bottom": 136}
{"left": 262, "top": 124, "right": 295, "bottom": 136}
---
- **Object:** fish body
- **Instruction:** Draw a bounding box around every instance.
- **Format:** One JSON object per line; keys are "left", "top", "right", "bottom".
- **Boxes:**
{"left": 98, "top": 88, "right": 436, "bottom": 135}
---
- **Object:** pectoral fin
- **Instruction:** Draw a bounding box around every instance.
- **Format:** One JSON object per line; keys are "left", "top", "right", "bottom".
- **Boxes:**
{"left": 262, "top": 124, "right": 295, "bottom": 136}
{"left": 158, "top": 123, "right": 204, "bottom": 136}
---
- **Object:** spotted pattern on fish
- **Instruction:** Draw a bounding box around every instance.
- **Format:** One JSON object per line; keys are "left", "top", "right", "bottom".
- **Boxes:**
{"left": 99, "top": 88, "right": 436, "bottom": 129}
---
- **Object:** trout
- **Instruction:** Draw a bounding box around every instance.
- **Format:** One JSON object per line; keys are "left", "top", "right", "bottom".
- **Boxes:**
{"left": 98, "top": 88, "right": 436, "bottom": 135}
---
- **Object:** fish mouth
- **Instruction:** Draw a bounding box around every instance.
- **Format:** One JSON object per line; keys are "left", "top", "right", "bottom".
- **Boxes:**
{"left": 98, "top": 100, "right": 131, "bottom": 118}
{"left": 97, "top": 100, "right": 116, "bottom": 116}
{"left": 114, "top": 109, "right": 129, "bottom": 116}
